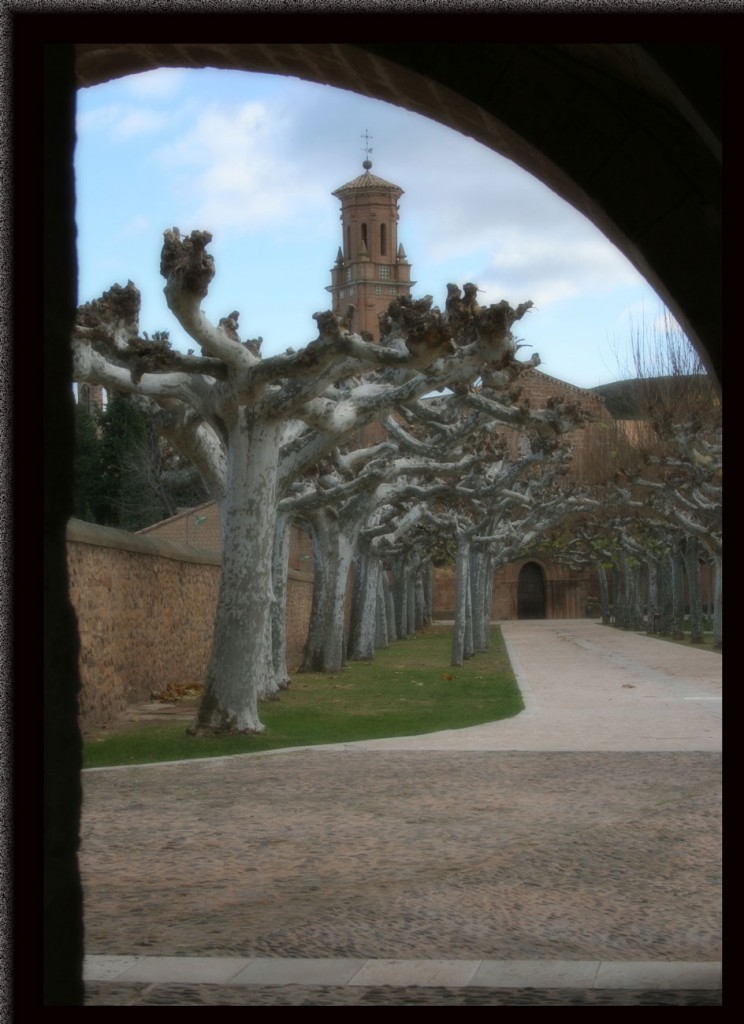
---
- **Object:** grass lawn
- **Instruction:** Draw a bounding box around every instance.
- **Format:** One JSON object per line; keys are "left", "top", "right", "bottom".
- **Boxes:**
{"left": 83, "top": 625, "right": 523, "bottom": 769}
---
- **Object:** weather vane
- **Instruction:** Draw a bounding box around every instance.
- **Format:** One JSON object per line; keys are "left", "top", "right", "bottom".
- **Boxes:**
{"left": 361, "top": 129, "right": 373, "bottom": 168}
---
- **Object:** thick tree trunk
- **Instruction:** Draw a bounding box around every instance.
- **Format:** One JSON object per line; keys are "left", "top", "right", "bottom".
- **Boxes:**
{"left": 469, "top": 549, "right": 492, "bottom": 652}
{"left": 414, "top": 568, "right": 425, "bottom": 629}
{"left": 712, "top": 553, "right": 722, "bottom": 649}
{"left": 191, "top": 416, "right": 281, "bottom": 734}
{"left": 684, "top": 535, "right": 705, "bottom": 643}
{"left": 625, "top": 557, "right": 643, "bottom": 631}
{"left": 376, "top": 569, "right": 391, "bottom": 648}
{"left": 658, "top": 552, "right": 673, "bottom": 635}
{"left": 322, "top": 531, "right": 355, "bottom": 672}
{"left": 392, "top": 556, "right": 410, "bottom": 639}
{"left": 482, "top": 552, "right": 494, "bottom": 647}
{"left": 646, "top": 559, "right": 658, "bottom": 633}
{"left": 301, "top": 512, "right": 331, "bottom": 671}
{"left": 348, "top": 551, "right": 379, "bottom": 661}
{"left": 596, "top": 563, "right": 611, "bottom": 625}
{"left": 271, "top": 511, "right": 292, "bottom": 689}
{"left": 406, "top": 559, "right": 417, "bottom": 637}
{"left": 612, "top": 565, "right": 624, "bottom": 627}
{"left": 384, "top": 570, "right": 398, "bottom": 643}
{"left": 671, "top": 545, "right": 685, "bottom": 639}
{"left": 301, "top": 508, "right": 356, "bottom": 672}
{"left": 451, "top": 533, "right": 472, "bottom": 666}
{"left": 421, "top": 558, "right": 433, "bottom": 626}
{"left": 470, "top": 550, "right": 486, "bottom": 651}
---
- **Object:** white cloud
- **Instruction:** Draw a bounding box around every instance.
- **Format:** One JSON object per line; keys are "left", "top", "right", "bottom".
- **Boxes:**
{"left": 76, "top": 104, "right": 125, "bottom": 134}
{"left": 467, "top": 235, "right": 645, "bottom": 310}
{"left": 77, "top": 102, "right": 169, "bottom": 140}
{"left": 155, "top": 102, "right": 331, "bottom": 234}
{"left": 121, "top": 68, "right": 188, "bottom": 101}
{"left": 113, "top": 109, "right": 169, "bottom": 139}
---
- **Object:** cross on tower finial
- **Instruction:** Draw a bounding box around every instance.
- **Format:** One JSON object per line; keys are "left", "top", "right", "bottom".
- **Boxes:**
{"left": 361, "top": 129, "right": 373, "bottom": 169}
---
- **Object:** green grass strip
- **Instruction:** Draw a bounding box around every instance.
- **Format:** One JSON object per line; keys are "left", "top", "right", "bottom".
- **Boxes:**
{"left": 83, "top": 625, "right": 523, "bottom": 768}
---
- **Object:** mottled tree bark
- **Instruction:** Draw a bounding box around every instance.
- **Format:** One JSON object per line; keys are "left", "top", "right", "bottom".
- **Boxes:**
{"left": 451, "top": 533, "right": 473, "bottom": 666}
{"left": 646, "top": 559, "right": 659, "bottom": 633}
{"left": 190, "top": 417, "right": 282, "bottom": 733}
{"left": 684, "top": 535, "right": 705, "bottom": 643}
{"left": 271, "top": 511, "right": 292, "bottom": 689}
{"left": 596, "top": 563, "right": 611, "bottom": 625}
{"left": 711, "top": 553, "right": 722, "bottom": 649}
{"left": 348, "top": 551, "right": 380, "bottom": 661}
{"left": 671, "top": 545, "right": 685, "bottom": 639}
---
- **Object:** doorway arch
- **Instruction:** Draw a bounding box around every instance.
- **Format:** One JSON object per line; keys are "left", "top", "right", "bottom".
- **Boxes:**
{"left": 518, "top": 562, "right": 547, "bottom": 620}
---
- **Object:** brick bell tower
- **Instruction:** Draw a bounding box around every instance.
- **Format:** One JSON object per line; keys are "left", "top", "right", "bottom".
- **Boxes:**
{"left": 327, "top": 133, "right": 415, "bottom": 341}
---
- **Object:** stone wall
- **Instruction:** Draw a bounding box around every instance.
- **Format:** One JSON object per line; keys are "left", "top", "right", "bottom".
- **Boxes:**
{"left": 66, "top": 519, "right": 313, "bottom": 730}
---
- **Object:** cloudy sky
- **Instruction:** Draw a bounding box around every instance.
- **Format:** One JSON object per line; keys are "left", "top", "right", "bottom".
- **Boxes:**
{"left": 74, "top": 66, "right": 668, "bottom": 389}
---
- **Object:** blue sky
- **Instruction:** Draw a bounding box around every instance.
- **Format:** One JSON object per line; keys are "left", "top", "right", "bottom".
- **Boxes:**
{"left": 74, "top": 67, "right": 668, "bottom": 390}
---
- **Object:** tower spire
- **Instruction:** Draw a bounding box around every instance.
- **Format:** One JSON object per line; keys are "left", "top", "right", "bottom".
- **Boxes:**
{"left": 361, "top": 129, "right": 373, "bottom": 170}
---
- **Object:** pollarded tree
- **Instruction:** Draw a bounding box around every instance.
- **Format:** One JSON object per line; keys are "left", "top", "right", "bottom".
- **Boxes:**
{"left": 72, "top": 229, "right": 536, "bottom": 734}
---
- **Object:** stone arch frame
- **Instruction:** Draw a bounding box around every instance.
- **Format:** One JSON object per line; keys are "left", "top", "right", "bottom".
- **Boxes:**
{"left": 40, "top": 40, "right": 721, "bottom": 1004}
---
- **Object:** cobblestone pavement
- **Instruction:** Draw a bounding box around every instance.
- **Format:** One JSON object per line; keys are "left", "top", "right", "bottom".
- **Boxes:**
{"left": 80, "top": 622, "right": 721, "bottom": 1006}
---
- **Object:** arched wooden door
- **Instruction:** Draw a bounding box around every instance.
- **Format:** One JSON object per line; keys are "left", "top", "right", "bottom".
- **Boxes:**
{"left": 517, "top": 562, "right": 546, "bottom": 620}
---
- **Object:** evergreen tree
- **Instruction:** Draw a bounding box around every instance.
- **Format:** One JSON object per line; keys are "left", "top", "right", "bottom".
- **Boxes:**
{"left": 71, "top": 401, "right": 104, "bottom": 523}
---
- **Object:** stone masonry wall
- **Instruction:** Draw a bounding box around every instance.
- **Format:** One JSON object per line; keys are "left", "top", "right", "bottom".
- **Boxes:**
{"left": 67, "top": 520, "right": 313, "bottom": 731}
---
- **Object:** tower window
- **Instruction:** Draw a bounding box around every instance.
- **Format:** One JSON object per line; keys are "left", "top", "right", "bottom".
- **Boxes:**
{"left": 345, "top": 268, "right": 352, "bottom": 283}
{"left": 378, "top": 265, "right": 391, "bottom": 280}
{"left": 375, "top": 285, "right": 383, "bottom": 295}
{"left": 361, "top": 223, "right": 368, "bottom": 248}
{"left": 346, "top": 226, "right": 351, "bottom": 258}
{"left": 380, "top": 223, "right": 387, "bottom": 256}
{"left": 339, "top": 289, "right": 345, "bottom": 299}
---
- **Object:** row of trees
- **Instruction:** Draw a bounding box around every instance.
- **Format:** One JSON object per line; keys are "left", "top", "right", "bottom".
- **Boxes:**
{"left": 530, "top": 315, "right": 722, "bottom": 647}
{"left": 72, "top": 230, "right": 721, "bottom": 735}
{"left": 72, "top": 227, "right": 595, "bottom": 735}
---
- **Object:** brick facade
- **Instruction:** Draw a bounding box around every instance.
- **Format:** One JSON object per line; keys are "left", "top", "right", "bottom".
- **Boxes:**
{"left": 432, "top": 557, "right": 598, "bottom": 622}
{"left": 327, "top": 162, "right": 414, "bottom": 340}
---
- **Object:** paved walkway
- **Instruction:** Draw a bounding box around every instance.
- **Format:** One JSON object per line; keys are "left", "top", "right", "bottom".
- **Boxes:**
{"left": 81, "top": 620, "right": 722, "bottom": 1005}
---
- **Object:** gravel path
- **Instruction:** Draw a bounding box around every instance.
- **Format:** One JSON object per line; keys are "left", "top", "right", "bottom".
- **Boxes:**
{"left": 80, "top": 621, "right": 721, "bottom": 1005}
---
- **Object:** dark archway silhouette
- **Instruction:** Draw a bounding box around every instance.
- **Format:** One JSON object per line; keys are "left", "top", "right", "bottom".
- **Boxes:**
{"left": 518, "top": 562, "right": 547, "bottom": 620}
{"left": 36, "top": 37, "right": 721, "bottom": 1004}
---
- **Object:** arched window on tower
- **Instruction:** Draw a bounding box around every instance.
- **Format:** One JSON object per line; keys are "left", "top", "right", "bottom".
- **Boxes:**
{"left": 346, "top": 226, "right": 351, "bottom": 259}
{"left": 380, "top": 223, "right": 387, "bottom": 256}
{"left": 361, "top": 223, "right": 368, "bottom": 249}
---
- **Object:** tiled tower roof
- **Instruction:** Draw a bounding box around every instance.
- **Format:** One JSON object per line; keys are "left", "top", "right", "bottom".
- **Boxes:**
{"left": 332, "top": 170, "right": 403, "bottom": 197}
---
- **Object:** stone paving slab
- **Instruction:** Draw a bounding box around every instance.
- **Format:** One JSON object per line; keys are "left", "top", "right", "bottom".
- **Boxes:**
{"left": 84, "top": 955, "right": 722, "bottom": 990}
{"left": 232, "top": 958, "right": 363, "bottom": 986}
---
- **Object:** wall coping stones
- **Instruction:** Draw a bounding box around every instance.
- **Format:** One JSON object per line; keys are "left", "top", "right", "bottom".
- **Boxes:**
{"left": 66, "top": 518, "right": 221, "bottom": 566}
